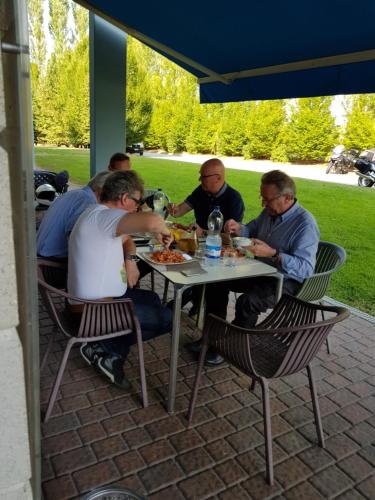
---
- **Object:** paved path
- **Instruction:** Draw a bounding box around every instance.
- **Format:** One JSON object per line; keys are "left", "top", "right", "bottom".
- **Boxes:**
{"left": 145, "top": 152, "right": 360, "bottom": 187}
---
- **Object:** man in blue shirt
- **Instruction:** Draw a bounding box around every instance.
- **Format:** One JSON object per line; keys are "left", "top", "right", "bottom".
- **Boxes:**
{"left": 37, "top": 171, "right": 110, "bottom": 259}
{"left": 202, "top": 170, "right": 320, "bottom": 364}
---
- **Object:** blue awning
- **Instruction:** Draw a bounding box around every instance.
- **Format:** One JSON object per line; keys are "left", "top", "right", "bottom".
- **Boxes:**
{"left": 78, "top": 0, "right": 375, "bottom": 103}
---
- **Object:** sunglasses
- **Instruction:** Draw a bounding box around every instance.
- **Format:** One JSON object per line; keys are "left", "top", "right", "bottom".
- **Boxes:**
{"left": 129, "top": 195, "right": 144, "bottom": 207}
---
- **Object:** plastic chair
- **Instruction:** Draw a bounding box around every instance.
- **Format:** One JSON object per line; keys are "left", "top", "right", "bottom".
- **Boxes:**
{"left": 294, "top": 241, "right": 346, "bottom": 353}
{"left": 37, "top": 259, "right": 148, "bottom": 422}
{"left": 188, "top": 295, "right": 349, "bottom": 485}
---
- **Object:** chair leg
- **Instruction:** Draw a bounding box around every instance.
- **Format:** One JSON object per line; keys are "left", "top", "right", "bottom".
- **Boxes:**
{"left": 44, "top": 338, "right": 75, "bottom": 422}
{"left": 250, "top": 378, "right": 257, "bottom": 391}
{"left": 307, "top": 364, "right": 325, "bottom": 448}
{"left": 162, "top": 278, "right": 169, "bottom": 305}
{"left": 40, "top": 333, "right": 54, "bottom": 372}
{"left": 135, "top": 328, "right": 148, "bottom": 408}
{"left": 320, "top": 304, "right": 331, "bottom": 354}
{"left": 260, "top": 378, "right": 273, "bottom": 486}
{"left": 187, "top": 341, "right": 209, "bottom": 426}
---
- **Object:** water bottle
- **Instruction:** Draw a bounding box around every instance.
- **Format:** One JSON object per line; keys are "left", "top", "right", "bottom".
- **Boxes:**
{"left": 205, "top": 206, "right": 223, "bottom": 267}
{"left": 153, "top": 188, "right": 165, "bottom": 215}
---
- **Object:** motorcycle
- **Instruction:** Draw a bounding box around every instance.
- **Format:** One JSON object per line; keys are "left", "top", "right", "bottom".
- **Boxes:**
{"left": 326, "top": 146, "right": 358, "bottom": 174}
{"left": 34, "top": 169, "right": 69, "bottom": 209}
{"left": 353, "top": 155, "right": 375, "bottom": 188}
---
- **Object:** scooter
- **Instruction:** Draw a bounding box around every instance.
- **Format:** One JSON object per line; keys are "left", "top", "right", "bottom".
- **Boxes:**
{"left": 34, "top": 169, "right": 69, "bottom": 209}
{"left": 354, "top": 158, "right": 375, "bottom": 187}
{"left": 326, "top": 146, "right": 358, "bottom": 174}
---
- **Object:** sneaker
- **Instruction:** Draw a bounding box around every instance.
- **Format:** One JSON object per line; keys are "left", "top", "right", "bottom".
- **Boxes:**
{"left": 205, "top": 351, "right": 225, "bottom": 366}
{"left": 80, "top": 342, "right": 106, "bottom": 366}
{"left": 97, "top": 355, "right": 131, "bottom": 390}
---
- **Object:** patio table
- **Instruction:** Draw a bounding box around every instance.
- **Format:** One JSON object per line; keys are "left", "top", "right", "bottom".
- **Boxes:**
{"left": 137, "top": 248, "right": 284, "bottom": 413}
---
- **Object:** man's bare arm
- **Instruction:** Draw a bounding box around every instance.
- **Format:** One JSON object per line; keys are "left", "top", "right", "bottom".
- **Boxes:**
{"left": 167, "top": 201, "right": 191, "bottom": 218}
{"left": 116, "top": 212, "right": 169, "bottom": 237}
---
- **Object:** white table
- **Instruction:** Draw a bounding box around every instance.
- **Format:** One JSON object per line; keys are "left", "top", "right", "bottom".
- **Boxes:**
{"left": 138, "top": 249, "right": 283, "bottom": 413}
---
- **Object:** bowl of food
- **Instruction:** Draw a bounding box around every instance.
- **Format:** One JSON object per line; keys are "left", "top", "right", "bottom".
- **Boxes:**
{"left": 232, "top": 236, "right": 252, "bottom": 248}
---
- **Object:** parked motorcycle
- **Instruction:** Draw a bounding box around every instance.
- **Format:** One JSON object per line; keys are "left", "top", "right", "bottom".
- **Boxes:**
{"left": 34, "top": 169, "right": 69, "bottom": 209}
{"left": 353, "top": 154, "right": 375, "bottom": 188}
{"left": 326, "top": 146, "right": 358, "bottom": 174}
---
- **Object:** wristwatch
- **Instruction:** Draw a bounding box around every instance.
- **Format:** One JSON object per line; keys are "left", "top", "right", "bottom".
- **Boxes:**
{"left": 125, "top": 254, "right": 140, "bottom": 262}
{"left": 271, "top": 249, "right": 280, "bottom": 264}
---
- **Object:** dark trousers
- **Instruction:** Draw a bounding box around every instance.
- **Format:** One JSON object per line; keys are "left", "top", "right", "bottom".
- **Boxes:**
{"left": 205, "top": 276, "right": 300, "bottom": 328}
{"left": 102, "top": 288, "right": 172, "bottom": 359}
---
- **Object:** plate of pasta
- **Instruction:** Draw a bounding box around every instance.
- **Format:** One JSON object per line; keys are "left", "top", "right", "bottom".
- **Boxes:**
{"left": 143, "top": 249, "right": 193, "bottom": 265}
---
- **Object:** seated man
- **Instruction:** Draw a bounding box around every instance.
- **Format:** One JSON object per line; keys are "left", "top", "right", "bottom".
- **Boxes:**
{"left": 37, "top": 170, "right": 110, "bottom": 261}
{"left": 108, "top": 152, "right": 132, "bottom": 171}
{"left": 168, "top": 158, "right": 245, "bottom": 314}
{"left": 68, "top": 170, "right": 173, "bottom": 389}
{"left": 202, "top": 170, "right": 320, "bottom": 364}
{"left": 169, "top": 158, "right": 244, "bottom": 235}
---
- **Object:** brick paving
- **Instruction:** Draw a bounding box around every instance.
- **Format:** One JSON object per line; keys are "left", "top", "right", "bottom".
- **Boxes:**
{"left": 40, "top": 274, "right": 375, "bottom": 499}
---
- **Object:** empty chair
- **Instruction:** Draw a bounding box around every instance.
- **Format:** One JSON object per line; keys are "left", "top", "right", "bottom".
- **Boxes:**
{"left": 188, "top": 295, "right": 349, "bottom": 485}
{"left": 38, "top": 259, "right": 148, "bottom": 422}
{"left": 294, "top": 241, "right": 346, "bottom": 353}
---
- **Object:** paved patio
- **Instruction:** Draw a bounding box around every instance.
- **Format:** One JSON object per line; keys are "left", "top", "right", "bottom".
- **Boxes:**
{"left": 40, "top": 274, "right": 375, "bottom": 500}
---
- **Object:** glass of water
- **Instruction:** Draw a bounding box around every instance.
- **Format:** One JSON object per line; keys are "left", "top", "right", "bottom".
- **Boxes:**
{"left": 223, "top": 248, "right": 237, "bottom": 267}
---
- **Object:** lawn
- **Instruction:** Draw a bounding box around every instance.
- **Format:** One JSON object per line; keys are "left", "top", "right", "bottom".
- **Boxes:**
{"left": 35, "top": 146, "right": 375, "bottom": 315}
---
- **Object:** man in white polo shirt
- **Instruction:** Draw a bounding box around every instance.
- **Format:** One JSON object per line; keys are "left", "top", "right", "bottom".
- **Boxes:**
{"left": 68, "top": 170, "right": 173, "bottom": 389}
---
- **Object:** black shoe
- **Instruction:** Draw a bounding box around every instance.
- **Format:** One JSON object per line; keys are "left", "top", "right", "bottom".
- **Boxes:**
{"left": 80, "top": 342, "right": 106, "bottom": 366}
{"left": 187, "top": 339, "right": 202, "bottom": 353}
{"left": 97, "top": 355, "right": 131, "bottom": 390}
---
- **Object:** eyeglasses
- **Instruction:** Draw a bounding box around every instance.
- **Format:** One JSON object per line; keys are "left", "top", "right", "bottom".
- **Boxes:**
{"left": 199, "top": 173, "right": 220, "bottom": 181}
{"left": 129, "top": 195, "right": 144, "bottom": 207}
{"left": 259, "top": 194, "right": 283, "bottom": 204}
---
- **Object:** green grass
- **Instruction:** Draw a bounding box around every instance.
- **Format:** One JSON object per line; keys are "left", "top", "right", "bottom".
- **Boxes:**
{"left": 35, "top": 146, "right": 375, "bottom": 315}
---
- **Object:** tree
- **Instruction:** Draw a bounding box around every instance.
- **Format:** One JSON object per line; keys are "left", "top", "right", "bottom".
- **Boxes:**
{"left": 344, "top": 95, "right": 375, "bottom": 151}
{"left": 49, "top": 0, "right": 69, "bottom": 56}
{"left": 282, "top": 97, "right": 338, "bottom": 162}
{"left": 126, "top": 38, "right": 153, "bottom": 144}
{"left": 217, "top": 102, "right": 249, "bottom": 156}
{"left": 243, "top": 100, "right": 285, "bottom": 159}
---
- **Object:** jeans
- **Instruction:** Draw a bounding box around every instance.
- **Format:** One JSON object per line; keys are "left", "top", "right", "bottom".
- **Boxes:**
{"left": 101, "top": 288, "right": 172, "bottom": 359}
{"left": 205, "top": 276, "right": 300, "bottom": 328}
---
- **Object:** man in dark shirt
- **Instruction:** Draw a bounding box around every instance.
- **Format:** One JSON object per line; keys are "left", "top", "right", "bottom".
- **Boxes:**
{"left": 168, "top": 158, "right": 244, "bottom": 233}
{"left": 168, "top": 158, "right": 245, "bottom": 315}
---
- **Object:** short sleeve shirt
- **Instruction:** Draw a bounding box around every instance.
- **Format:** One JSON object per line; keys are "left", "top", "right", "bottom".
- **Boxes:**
{"left": 185, "top": 183, "right": 244, "bottom": 229}
{"left": 68, "top": 205, "right": 127, "bottom": 300}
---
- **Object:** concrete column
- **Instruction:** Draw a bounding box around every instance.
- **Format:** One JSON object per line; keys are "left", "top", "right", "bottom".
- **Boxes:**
{"left": 0, "top": 0, "right": 39, "bottom": 498}
{"left": 89, "top": 13, "right": 127, "bottom": 176}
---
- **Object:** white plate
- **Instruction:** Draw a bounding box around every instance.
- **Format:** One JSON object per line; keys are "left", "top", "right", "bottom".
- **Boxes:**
{"left": 142, "top": 251, "right": 194, "bottom": 266}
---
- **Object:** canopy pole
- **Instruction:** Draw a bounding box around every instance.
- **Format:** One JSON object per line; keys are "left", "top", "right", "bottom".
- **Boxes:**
{"left": 89, "top": 13, "right": 127, "bottom": 176}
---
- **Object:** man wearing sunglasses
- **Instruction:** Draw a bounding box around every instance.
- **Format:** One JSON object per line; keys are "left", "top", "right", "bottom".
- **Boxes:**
{"left": 68, "top": 170, "right": 173, "bottom": 389}
{"left": 168, "top": 158, "right": 244, "bottom": 231}
{"left": 167, "top": 158, "right": 245, "bottom": 317}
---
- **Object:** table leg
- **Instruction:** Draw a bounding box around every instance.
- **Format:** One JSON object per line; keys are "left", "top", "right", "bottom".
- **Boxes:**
{"left": 275, "top": 272, "right": 284, "bottom": 302}
{"left": 167, "top": 284, "right": 185, "bottom": 414}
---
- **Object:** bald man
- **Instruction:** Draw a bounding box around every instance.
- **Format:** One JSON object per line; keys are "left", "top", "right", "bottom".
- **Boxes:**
{"left": 168, "top": 158, "right": 245, "bottom": 316}
{"left": 169, "top": 158, "right": 244, "bottom": 232}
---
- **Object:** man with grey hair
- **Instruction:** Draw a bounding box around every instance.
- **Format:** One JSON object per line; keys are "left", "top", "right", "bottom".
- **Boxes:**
{"left": 37, "top": 170, "right": 111, "bottom": 260}
{"left": 68, "top": 170, "right": 173, "bottom": 389}
{"left": 195, "top": 170, "right": 320, "bottom": 365}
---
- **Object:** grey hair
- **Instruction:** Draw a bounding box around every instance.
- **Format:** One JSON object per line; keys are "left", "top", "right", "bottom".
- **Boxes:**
{"left": 261, "top": 170, "right": 296, "bottom": 197}
{"left": 87, "top": 171, "right": 111, "bottom": 192}
{"left": 100, "top": 170, "right": 144, "bottom": 203}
